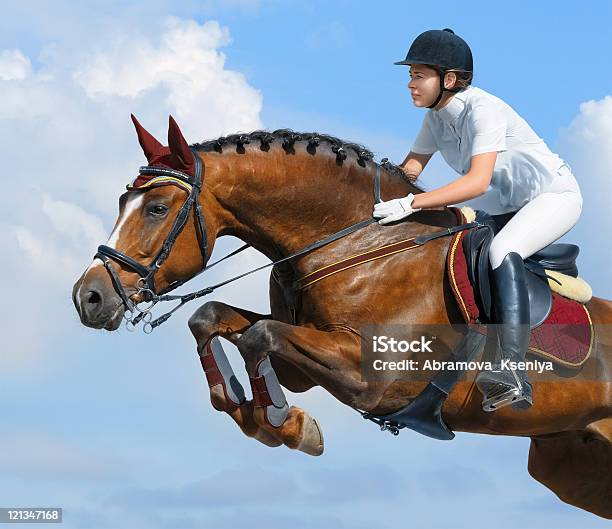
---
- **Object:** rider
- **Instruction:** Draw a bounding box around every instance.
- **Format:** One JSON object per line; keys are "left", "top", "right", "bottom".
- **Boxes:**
{"left": 373, "top": 28, "right": 583, "bottom": 411}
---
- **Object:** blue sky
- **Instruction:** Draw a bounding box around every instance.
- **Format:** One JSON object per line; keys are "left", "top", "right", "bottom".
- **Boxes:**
{"left": 1, "top": 1, "right": 611, "bottom": 528}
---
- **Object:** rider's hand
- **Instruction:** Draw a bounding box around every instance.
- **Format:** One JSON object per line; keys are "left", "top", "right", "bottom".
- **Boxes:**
{"left": 372, "top": 193, "right": 421, "bottom": 225}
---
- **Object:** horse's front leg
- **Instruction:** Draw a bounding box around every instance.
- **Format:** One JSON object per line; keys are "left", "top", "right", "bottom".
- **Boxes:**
{"left": 188, "top": 301, "right": 281, "bottom": 448}
{"left": 236, "top": 320, "right": 371, "bottom": 456}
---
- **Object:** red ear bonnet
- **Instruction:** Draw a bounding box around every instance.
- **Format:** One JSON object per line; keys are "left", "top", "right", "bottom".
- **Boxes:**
{"left": 130, "top": 114, "right": 195, "bottom": 177}
{"left": 167, "top": 115, "right": 195, "bottom": 175}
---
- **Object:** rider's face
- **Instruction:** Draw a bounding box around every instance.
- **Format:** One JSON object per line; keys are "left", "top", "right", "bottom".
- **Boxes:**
{"left": 407, "top": 64, "right": 442, "bottom": 108}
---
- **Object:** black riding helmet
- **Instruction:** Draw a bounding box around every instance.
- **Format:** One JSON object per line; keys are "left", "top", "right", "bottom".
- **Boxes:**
{"left": 395, "top": 28, "right": 473, "bottom": 109}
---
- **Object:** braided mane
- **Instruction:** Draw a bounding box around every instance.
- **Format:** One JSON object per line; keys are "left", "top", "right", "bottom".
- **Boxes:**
{"left": 191, "top": 128, "right": 423, "bottom": 191}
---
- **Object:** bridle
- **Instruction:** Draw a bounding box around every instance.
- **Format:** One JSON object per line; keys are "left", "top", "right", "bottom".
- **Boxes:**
{"left": 94, "top": 148, "right": 209, "bottom": 329}
{"left": 93, "top": 152, "right": 480, "bottom": 333}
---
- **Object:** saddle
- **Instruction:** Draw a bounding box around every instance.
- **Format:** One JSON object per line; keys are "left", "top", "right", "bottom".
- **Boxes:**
{"left": 462, "top": 209, "right": 581, "bottom": 329}
{"left": 364, "top": 207, "right": 591, "bottom": 441}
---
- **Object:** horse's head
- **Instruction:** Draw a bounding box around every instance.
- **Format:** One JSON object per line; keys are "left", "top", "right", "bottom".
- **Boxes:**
{"left": 73, "top": 115, "right": 210, "bottom": 330}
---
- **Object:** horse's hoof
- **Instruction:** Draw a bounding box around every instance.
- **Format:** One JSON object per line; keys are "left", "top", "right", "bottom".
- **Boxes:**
{"left": 297, "top": 415, "right": 324, "bottom": 456}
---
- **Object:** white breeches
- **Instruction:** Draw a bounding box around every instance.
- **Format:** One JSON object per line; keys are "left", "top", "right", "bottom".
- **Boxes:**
{"left": 489, "top": 164, "right": 583, "bottom": 270}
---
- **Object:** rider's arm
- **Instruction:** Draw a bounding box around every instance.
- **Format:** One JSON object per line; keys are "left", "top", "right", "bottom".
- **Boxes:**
{"left": 412, "top": 103, "right": 506, "bottom": 209}
{"left": 411, "top": 151, "right": 497, "bottom": 209}
{"left": 399, "top": 151, "right": 434, "bottom": 182}
{"left": 403, "top": 114, "right": 438, "bottom": 183}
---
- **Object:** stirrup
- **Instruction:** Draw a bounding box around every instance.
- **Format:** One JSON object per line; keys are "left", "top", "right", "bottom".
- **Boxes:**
{"left": 481, "top": 382, "right": 533, "bottom": 412}
{"left": 476, "top": 366, "right": 533, "bottom": 412}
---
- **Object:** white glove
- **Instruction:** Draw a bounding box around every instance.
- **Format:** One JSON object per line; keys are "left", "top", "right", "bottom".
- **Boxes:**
{"left": 372, "top": 193, "right": 421, "bottom": 225}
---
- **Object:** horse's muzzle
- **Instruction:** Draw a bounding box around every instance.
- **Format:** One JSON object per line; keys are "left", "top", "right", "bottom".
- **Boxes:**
{"left": 72, "top": 273, "right": 125, "bottom": 330}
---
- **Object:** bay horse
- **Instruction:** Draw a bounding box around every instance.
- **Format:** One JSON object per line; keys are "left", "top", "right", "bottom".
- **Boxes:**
{"left": 72, "top": 116, "right": 611, "bottom": 518}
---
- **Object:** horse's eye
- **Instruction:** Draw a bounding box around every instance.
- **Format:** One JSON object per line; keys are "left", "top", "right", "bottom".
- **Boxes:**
{"left": 149, "top": 204, "right": 168, "bottom": 216}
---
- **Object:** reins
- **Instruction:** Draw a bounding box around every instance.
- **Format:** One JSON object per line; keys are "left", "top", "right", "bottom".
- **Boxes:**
{"left": 95, "top": 156, "right": 481, "bottom": 333}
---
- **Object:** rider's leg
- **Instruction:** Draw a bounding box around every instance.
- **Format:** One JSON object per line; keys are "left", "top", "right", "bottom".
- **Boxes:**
{"left": 478, "top": 250, "right": 532, "bottom": 411}
{"left": 476, "top": 186, "right": 582, "bottom": 411}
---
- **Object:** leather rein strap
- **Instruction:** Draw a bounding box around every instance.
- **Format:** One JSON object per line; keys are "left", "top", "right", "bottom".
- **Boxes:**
{"left": 94, "top": 160, "right": 480, "bottom": 332}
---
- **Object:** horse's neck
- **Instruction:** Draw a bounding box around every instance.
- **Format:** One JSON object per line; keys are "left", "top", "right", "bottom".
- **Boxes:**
{"left": 207, "top": 149, "right": 422, "bottom": 261}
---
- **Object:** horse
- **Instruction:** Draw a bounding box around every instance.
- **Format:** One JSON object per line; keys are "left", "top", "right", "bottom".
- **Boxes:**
{"left": 72, "top": 115, "right": 612, "bottom": 518}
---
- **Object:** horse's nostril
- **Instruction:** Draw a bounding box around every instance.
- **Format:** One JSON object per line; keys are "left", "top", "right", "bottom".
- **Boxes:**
{"left": 77, "top": 285, "right": 106, "bottom": 323}
{"left": 86, "top": 289, "right": 102, "bottom": 306}
{"left": 87, "top": 290, "right": 102, "bottom": 305}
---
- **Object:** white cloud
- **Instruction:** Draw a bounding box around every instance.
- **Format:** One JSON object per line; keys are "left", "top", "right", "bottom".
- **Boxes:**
{"left": 41, "top": 194, "right": 108, "bottom": 248}
{"left": 13, "top": 194, "right": 107, "bottom": 283}
{"left": 558, "top": 95, "right": 612, "bottom": 196}
{"left": 0, "top": 48, "right": 31, "bottom": 80}
{"left": 73, "top": 17, "right": 262, "bottom": 138}
{"left": 558, "top": 95, "right": 612, "bottom": 268}
{"left": 0, "top": 16, "right": 263, "bottom": 372}
{"left": 0, "top": 193, "right": 107, "bottom": 373}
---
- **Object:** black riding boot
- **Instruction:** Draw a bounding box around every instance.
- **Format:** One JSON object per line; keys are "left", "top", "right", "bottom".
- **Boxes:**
{"left": 475, "top": 252, "right": 533, "bottom": 411}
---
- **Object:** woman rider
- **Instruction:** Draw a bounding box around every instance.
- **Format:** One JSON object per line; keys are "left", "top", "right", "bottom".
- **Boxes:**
{"left": 373, "top": 28, "right": 583, "bottom": 412}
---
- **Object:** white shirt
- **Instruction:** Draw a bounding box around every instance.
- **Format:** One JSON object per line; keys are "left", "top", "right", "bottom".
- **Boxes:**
{"left": 410, "top": 85, "right": 571, "bottom": 209}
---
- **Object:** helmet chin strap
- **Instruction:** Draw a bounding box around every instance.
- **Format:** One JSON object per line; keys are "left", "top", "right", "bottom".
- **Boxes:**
{"left": 427, "top": 71, "right": 446, "bottom": 109}
{"left": 427, "top": 69, "right": 463, "bottom": 109}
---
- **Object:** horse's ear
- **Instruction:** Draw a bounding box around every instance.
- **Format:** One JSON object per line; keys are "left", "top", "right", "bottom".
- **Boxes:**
{"left": 131, "top": 114, "right": 165, "bottom": 163}
{"left": 167, "top": 115, "right": 194, "bottom": 171}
